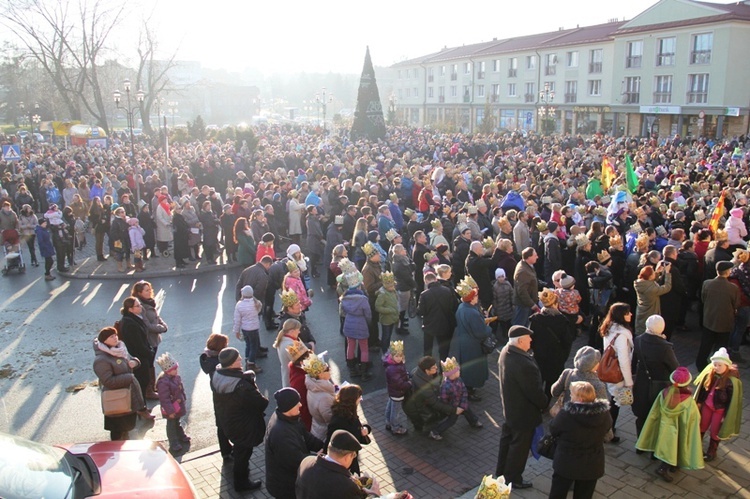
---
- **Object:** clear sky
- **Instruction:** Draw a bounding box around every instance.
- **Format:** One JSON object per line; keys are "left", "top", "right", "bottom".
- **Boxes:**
{"left": 131, "top": 0, "right": 668, "bottom": 73}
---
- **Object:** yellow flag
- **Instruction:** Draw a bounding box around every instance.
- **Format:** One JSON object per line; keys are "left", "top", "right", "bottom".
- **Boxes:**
{"left": 601, "top": 156, "right": 616, "bottom": 192}
{"left": 709, "top": 191, "right": 725, "bottom": 234}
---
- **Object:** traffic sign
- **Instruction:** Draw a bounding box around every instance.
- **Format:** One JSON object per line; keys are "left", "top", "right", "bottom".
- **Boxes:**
{"left": 698, "top": 110, "right": 706, "bottom": 119}
{"left": 2, "top": 144, "right": 21, "bottom": 161}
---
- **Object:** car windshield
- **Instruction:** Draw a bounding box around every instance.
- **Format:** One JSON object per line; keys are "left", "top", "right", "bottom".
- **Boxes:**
{"left": 0, "top": 433, "right": 75, "bottom": 499}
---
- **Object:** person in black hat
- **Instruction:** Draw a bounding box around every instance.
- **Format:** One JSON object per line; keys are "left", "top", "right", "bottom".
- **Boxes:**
{"left": 265, "top": 387, "right": 325, "bottom": 499}
{"left": 496, "top": 325, "right": 547, "bottom": 490}
{"left": 697, "top": 260, "right": 740, "bottom": 370}
{"left": 210, "top": 347, "right": 269, "bottom": 492}
{"left": 296, "top": 430, "right": 381, "bottom": 499}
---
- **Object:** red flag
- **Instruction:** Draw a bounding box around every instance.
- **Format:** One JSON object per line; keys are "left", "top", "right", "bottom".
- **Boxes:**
{"left": 709, "top": 191, "right": 725, "bottom": 234}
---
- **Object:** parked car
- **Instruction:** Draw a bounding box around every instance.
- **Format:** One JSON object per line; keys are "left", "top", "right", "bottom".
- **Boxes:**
{"left": 0, "top": 432, "right": 197, "bottom": 498}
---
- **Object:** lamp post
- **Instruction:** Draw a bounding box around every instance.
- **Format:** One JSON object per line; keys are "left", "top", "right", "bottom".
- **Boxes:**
{"left": 538, "top": 82, "right": 556, "bottom": 135}
{"left": 168, "top": 101, "right": 178, "bottom": 128}
{"left": 113, "top": 79, "right": 145, "bottom": 202}
{"left": 315, "top": 87, "right": 333, "bottom": 132}
{"left": 388, "top": 94, "right": 397, "bottom": 125}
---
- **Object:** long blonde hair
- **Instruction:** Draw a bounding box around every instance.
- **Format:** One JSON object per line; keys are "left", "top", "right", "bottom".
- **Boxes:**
{"left": 273, "top": 318, "right": 301, "bottom": 349}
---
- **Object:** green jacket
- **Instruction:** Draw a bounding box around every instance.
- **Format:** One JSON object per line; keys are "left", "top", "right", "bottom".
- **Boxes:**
{"left": 693, "top": 365, "right": 743, "bottom": 440}
{"left": 375, "top": 287, "right": 399, "bottom": 325}
{"left": 635, "top": 387, "right": 704, "bottom": 469}
{"left": 237, "top": 232, "right": 256, "bottom": 267}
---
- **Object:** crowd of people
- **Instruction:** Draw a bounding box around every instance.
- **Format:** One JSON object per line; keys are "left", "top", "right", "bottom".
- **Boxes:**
{"left": 6, "top": 124, "right": 749, "bottom": 497}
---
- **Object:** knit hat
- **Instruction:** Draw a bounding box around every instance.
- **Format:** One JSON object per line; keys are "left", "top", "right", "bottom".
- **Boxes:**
{"left": 539, "top": 288, "right": 558, "bottom": 308}
{"left": 127, "top": 217, "right": 138, "bottom": 226}
{"left": 495, "top": 268, "right": 506, "bottom": 279}
{"left": 261, "top": 232, "right": 275, "bottom": 243}
{"left": 97, "top": 327, "right": 118, "bottom": 343}
{"left": 329, "top": 429, "right": 362, "bottom": 452}
{"left": 157, "top": 352, "right": 178, "bottom": 372}
{"left": 645, "top": 315, "right": 665, "bottom": 335}
{"left": 560, "top": 274, "right": 575, "bottom": 289}
{"left": 274, "top": 387, "right": 301, "bottom": 413}
{"left": 731, "top": 207, "right": 744, "bottom": 218}
{"left": 241, "top": 285, "right": 254, "bottom": 298}
{"left": 367, "top": 230, "right": 379, "bottom": 242}
{"left": 710, "top": 347, "right": 732, "bottom": 366}
{"left": 218, "top": 347, "right": 240, "bottom": 367}
{"left": 573, "top": 346, "right": 601, "bottom": 372}
{"left": 670, "top": 366, "right": 692, "bottom": 387}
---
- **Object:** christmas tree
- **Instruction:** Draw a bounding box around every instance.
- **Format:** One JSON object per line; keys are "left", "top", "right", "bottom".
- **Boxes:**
{"left": 351, "top": 46, "right": 386, "bottom": 141}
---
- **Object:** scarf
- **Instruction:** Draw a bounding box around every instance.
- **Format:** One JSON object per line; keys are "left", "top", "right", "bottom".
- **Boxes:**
{"left": 159, "top": 196, "right": 172, "bottom": 216}
{"left": 140, "top": 297, "right": 157, "bottom": 309}
{"left": 96, "top": 339, "right": 129, "bottom": 359}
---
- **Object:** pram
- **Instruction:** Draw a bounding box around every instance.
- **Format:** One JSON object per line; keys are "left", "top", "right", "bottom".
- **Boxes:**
{"left": 2, "top": 229, "right": 25, "bottom": 275}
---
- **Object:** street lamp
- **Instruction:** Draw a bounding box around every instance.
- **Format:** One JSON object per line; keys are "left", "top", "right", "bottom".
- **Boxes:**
{"left": 113, "top": 78, "right": 145, "bottom": 202}
{"left": 538, "top": 82, "right": 556, "bottom": 135}
{"left": 18, "top": 102, "right": 40, "bottom": 143}
{"left": 315, "top": 87, "right": 333, "bottom": 132}
{"left": 388, "top": 94, "right": 397, "bottom": 125}
{"left": 168, "top": 101, "right": 179, "bottom": 128}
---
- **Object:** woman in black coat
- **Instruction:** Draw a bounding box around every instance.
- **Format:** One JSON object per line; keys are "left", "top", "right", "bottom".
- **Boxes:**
{"left": 199, "top": 332, "right": 234, "bottom": 459}
{"left": 324, "top": 385, "right": 370, "bottom": 475}
{"left": 138, "top": 204, "right": 156, "bottom": 260}
{"left": 631, "top": 314, "right": 679, "bottom": 437}
{"left": 172, "top": 205, "right": 190, "bottom": 268}
{"left": 548, "top": 381, "right": 612, "bottom": 499}
{"left": 119, "top": 296, "right": 154, "bottom": 398}
{"left": 530, "top": 290, "right": 576, "bottom": 402}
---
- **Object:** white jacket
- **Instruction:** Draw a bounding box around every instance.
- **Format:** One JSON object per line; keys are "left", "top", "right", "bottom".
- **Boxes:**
{"left": 305, "top": 376, "right": 336, "bottom": 441}
{"left": 603, "top": 323, "right": 634, "bottom": 391}
{"left": 725, "top": 215, "right": 748, "bottom": 247}
{"left": 232, "top": 297, "right": 261, "bottom": 334}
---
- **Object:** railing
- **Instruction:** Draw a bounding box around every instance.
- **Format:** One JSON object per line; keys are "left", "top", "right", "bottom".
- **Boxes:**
{"left": 653, "top": 92, "right": 672, "bottom": 104}
{"left": 656, "top": 53, "right": 675, "bottom": 66}
{"left": 687, "top": 92, "right": 708, "bottom": 104}
{"left": 622, "top": 92, "right": 640, "bottom": 104}
{"left": 589, "top": 62, "right": 602, "bottom": 73}
{"left": 625, "top": 56, "right": 642, "bottom": 68}
{"left": 507, "top": 69, "right": 517, "bottom": 78}
{"left": 691, "top": 50, "right": 711, "bottom": 64}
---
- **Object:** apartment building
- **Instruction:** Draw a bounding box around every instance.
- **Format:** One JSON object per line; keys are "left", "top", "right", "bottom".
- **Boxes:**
{"left": 391, "top": 0, "right": 750, "bottom": 138}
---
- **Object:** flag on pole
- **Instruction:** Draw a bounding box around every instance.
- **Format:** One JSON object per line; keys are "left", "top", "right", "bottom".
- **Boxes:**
{"left": 709, "top": 190, "right": 725, "bottom": 234}
{"left": 625, "top": 155, "right": 639, "bottom": 194}
{"left": 601, "top": 156, "right": 616, "bottom": 192}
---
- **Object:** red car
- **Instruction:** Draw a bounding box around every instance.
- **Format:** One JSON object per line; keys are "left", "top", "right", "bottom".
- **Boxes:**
{"left": 0, "top": 433, "right": 197, "bottom": 498}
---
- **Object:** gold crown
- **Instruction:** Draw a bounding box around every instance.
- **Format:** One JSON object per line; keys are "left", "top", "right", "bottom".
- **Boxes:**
{"left": 457, "top": 213, "right": 467, "bottom": 224}
{"left": 576, "top": 205, "right": 587, "bottom": 215}
{"left": 694, "top": 209, "right": 706, "bottom": 221}
{"left": 476, "top": 475, "right": 511, "bottom": 499}
{"left": 301, "top": 353, "right": 328, "bottom": 378}
{"left": 389, "top": 340, "right": 404, "bottom": 357}
{"left": 593, "top": 206, "right": 607, "bottom": 217}
{"left": 597, "top": 249, "right": 612, "bottom": 263}
{"left": 715, "top": 228, "right": 728, "bottom": 241}
{"left": 423, "top": 251, "right": 437, "bottom": 262}
{"left": 441, "top": 356, "right": 459, "bottom": 374}
{"left": 482, "top": 236, "right": 495, "bottom": 250}
{"left": 536, "top": 221, "right": 548, "bottom": 232}
{"left": 631, "top": 223, "right": 643, "bottom": 234}
{"left": 609, "top": 234, "right": 623, "bottom": 248}
{"left": 338, "top": 258, "right": 357, "bottom": 275}
{"left": 575, "top": 234, "right": 590, "bottom": 248}
{"left": 281, "top": 289, "right": 300, "bottom": 308}
{"left": 285, "top": 340, "right": 309, "bottom": 362}
{"left": 634, "top": 207, "right": 645, "bottom": 218}
{"left": 430, "top": 218, "right": 442, "bottom": 229}
{"left": 385, "top": 228, "right": 400, "bottom": 241}
{"left": 286, "top": 259, "right": 299, "bottom": 272}
{"left": 456, "top": 276, "right": 477, "bottom": 298}
{"left": 381, "top": 271, "right": 395, "bottom": 286}
{"left": 363, "top": 241, "right": 377, "bottom": 257}
{"left": 539, "top": 288, "right": 558, "bottom": 307}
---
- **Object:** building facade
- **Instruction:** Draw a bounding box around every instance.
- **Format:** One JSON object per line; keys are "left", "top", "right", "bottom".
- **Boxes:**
{"left": 391, "top": 0, "right": 750, "bottom": 138}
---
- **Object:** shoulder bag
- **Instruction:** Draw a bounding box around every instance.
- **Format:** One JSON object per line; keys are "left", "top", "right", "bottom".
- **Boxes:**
{"left": 549, "top": 369, "right": 572, "bottom": 418}
{"left": 597, "top": 332, "right": 624, "bottom": 384}
{"left": 101, "top": 386, "right": 132, "bottom": 416}
{"left": 537, "top": 432, "right": 558, "bottom": 460}
{"left": 635, "top": 337, "right": 669, "bottom": 400}
{"left": 458, "top": 309, "right": 497, "bottom": 355}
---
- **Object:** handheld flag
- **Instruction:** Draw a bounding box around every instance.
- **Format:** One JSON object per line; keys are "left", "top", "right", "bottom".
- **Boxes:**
{"left": 601, "top": 156, "right": 616, "bottom": 192}
{"left": 625, "top": 155, "right": 639, "bottom": 194}
{"left": 709, "top": 191, "right": 725, "bottom": 234}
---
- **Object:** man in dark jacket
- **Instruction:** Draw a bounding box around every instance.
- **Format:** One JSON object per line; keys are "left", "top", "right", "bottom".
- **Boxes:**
{"left": 265, "top": 387, "right": 325, "bottom": 499}
{"left": 543, "top": 221, "right": 561, "bottom": 286}
{"left": 496, "top": 326, "right": 547, "bottom": 490}
{"left": 451, "top": 227, "right": 473, "bottom": 284}
{"left": 404, "top": 356, "right": 457, "bottom": 432}
{"left": 466, "top": 241, "right": 495, "bottom": 309}
{"left": 513, "top": 248, "right": 541, "bottom": 327}
{"left": 659, "top": 245, "right": 685, "bottom": 341}
{"left": 417, "top": 273, "right": 457, "bottom": 359}
{"left": 698, "top": 261, "right": 740, "bottom": 370}
{"left": 211, "top": 348, "right": 269, "bottom": 492}
{"left": 295, "top": 430, "right": 370, "bottom": 499}
{"left": 411, "top": 230, "right": 431, "bottom": 299}
{"left": 391, "top": 244, "right": 416, "bottom": 335}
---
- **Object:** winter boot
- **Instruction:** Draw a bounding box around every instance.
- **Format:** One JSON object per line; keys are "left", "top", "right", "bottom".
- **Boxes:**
{"left": 145, "top": 366, "right": 159, "bottom": 400}
{"left": 346, "top": 359, "right": 361, "bottom": 379}
{"left": 705, "top": 439, "right": 720, "bottom": 462}
{"left": 117, "top": 260, "right": 125, "bottom": 273}
{"left": 135, "top": 260, "right": 145, "bottom": 272}
{"left": 397, "top": 311, "right": 410, "bottom": 335}
{"left": 360, "top": 361, "right": 373, "bottom": 382}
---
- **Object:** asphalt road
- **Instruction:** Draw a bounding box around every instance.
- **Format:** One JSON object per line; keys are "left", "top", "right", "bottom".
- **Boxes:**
{"left": 0, "top": 265, "right": 426, "bottom": 452}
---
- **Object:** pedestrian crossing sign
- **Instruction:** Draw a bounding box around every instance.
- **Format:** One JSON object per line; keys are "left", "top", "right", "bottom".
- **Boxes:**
{"left": 2, "top": 145, "right": 21, "bottom": 161}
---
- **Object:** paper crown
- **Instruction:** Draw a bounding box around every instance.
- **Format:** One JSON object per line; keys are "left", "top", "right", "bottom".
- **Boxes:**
{"left": 575, "top": 233, "right": 590, "bottom": 248}
{"left": 536, "top": 220, "right": 548, "bottom": 232}
{"left": 404, "top": 208, "right": 416, "bottom": 218}
{"left": 301, "top": 353, "right": 328, "bottom": 377}
{"left": 694, "top": 209, "right": 706, "bottom": 222}
{"left": 286, "top": 259, "right": 299, "bottom": 272}
{"left": 430, "top": 218, "right": 442, "bottom": 229}
{"left": 334, "top": 215, "right": 344, "bottom": 225}
{"left": 456, "top": 276, "right": 477, "bottom": 298}
{"left": 575, "top": 205, "right": 587, "bottom": 215}
{"left": 593, "top": 206, "right": 607, "bottom": 217}
{"left": 344, "top": 271, "right": 363, "bottom": 288}
{"left": 285, "top": 340, "right": 309, "bottom": 362}
{"left": 157, "top": 352, "right": 178, "bottom": 372}
{"left": 363, "top": 241, "right": 378, "bottom": 257}
{"left": 655, "top": 225, "right": 667, "bottom": 237}
{"left": 631, "top": 223, "right": 643, "bottom": 235}
{"left": 609, "top": 234, "right": 623, "bottom": 248}
{"left": 715, "top": 228, "right": 728, "bottom": 241}
{"left": 475, "top": 474, "right": 511, "bottom": 499}
{"left": 597, "top": 249, "right": 612, "bottom": 263}
{"left": 634, "top": 207, "right": 645, "bottom": 218}
{"left": 482, "top": 236, "right": 495, "bottom": 250}
{"left": 385, "top": 228, "right": 400, "bottom": 241}
{"left": 381, "top": 271, "right": 395, "bottom": 286}
{"left": 389, "top": 340, "right": 404, "bottom": 357}
{"left": 281, "top": 289, "right": 300, "bottom": 308}
{"left": 457, "top": 213, "right": 468, "bottom": 224}
{"left": 441, "top": 357, "right": 460, "bottom": 376}
{"left": 338, "top": 258, "right": 357, "bottom": 275}
{"left": 734, "top": 248, "right": 750, "bottom": 263}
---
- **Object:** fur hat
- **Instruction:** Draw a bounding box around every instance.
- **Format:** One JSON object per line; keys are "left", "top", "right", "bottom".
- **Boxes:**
{"left": 670, "top": 366, "right": 692, "bottom": 387}
{"left": 710, "top": 347, "right": 732, "bottom": 366}
{"left": 156, "top": 352, "right": 178, "bottom": 372}
{"left": 539, "top": 288, "right": 558, "bottom": 308}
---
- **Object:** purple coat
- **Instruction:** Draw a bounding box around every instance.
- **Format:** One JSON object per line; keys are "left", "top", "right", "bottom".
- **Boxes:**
{"left": 384, "top": 355, "right": 412, "bottom": 399}
{"left": 339, "top": 289, "right": 371, "bottom": 340}
{"left": 156, "top": 372, "right": 187, "bottom": 418}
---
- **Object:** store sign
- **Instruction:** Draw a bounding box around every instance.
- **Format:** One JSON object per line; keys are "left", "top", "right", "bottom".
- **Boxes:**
{"left": 573, "top": 106, "right": 611, "bottom": 113}
{"left": 640, "top": 105, "right": 681, "bottom": 115}
{"left": 723, "top": 107, "right": 740, "bottom": 117}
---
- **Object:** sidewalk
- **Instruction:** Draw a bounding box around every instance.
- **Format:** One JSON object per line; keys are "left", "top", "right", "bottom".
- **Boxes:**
{"left": 179, "top": 328, "right": 750, "bottom": 499}
{"left": 59, "top": 237, "right": 241, "bottom": 280}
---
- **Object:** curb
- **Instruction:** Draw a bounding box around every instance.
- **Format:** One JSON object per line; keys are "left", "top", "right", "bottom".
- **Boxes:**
{"left": 59, "top": 261, "right": 243, "bottom": 280}
{"left": 181, "top": 443, "right": 221, "bottom": 463}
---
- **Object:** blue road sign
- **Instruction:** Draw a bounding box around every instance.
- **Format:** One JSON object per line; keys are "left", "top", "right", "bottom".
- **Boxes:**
{"left": 2, "top": 144, "right": 21, "bottom": 161}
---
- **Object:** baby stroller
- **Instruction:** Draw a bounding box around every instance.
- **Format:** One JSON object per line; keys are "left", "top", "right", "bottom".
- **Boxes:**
{"left": 2, "top": 229, "right": 25, "bottom": 275}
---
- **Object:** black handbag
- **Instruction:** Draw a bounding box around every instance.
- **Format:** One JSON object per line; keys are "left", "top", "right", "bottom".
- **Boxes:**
{"left": 480, "top": 335, "right": 498, "bottom": 354}
{"left": 537, "top": 433, "right": 558, "bottom": 459}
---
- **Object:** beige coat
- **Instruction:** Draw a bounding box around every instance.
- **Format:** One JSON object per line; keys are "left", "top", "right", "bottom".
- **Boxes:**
{"left": 634, "top": 273, "right": 672, "bottom": 335}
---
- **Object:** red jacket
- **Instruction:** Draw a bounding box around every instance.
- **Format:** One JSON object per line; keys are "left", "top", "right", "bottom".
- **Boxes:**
{"left": 289, "top": 363, "right": 312, "bottom": 431}
{"left": 256, "top": 243, "right": 275, "bottom": 263}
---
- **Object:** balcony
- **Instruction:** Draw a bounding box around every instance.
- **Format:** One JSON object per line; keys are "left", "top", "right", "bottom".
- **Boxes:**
{"left": 656, "top": 53, "right": 675, "bottom": 66}
{"left": 625, "top": 56, "right": 642, "bottom": 69}
{"left": 622, "top": 92, "right": 640, "bottom": 104}
{"left": 687, "top": 92, "right": 708, "bottom": 104}
{"left": 428, "top": 75, "right": 434, "bottom": 82}
{"left": 524, "top": 93, "right": 534, "bottom": 103}
{"left": 588, "top": 62, "right": 602, "bottom": 73}
{"left": 477, "top": 71, "right": 485, "bottom": 79}
{"left": 564, "top": 93, "right": 577, "bottom": 103}
{"left": 653, "top": 92, "right": 672, "bottom": 104}
{"left": 450, "top": 73, "right": 458, "bottom": 81}
{"left": 463, "top": 95, "right": 471, "bottom": 103}
{"left": 507, "top": 69, "right": 517, "bottom": 78}
{"left": 439, "top": 96, "right": 445, "bottom": 103}
{"left": 691, "top": 50, "right": 711, "bottom": 64}
{"left": 544, "top": 66, "right": 556, "bottom": 76}
{"left": 490, "top": 94, "right": 499, "bottom": 103}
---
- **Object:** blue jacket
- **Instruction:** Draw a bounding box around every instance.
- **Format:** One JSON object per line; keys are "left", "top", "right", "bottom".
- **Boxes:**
{"left": 35, "top": 225, "right": 55, "bottom": 258}
{"left": 339, "top": 289, "right": 371, "bottom": 340}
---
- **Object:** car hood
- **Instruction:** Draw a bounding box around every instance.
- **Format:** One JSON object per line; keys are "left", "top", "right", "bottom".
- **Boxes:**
{"left": 59, "top": 440, "right": 196, "bottom": 498}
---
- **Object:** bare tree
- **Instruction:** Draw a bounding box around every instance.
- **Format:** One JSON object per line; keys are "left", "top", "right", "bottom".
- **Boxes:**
{"left": 134, "top": 20, "right": 178, "bottom": 136}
